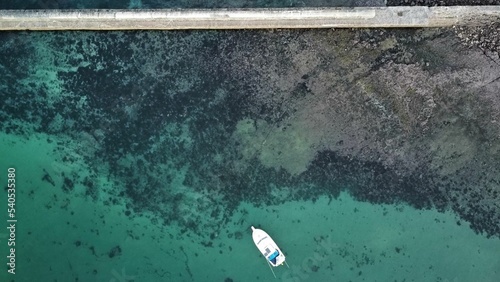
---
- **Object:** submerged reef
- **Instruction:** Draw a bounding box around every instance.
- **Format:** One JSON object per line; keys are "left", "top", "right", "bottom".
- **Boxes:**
{"left": 0, "top": 28, "right": 499, "bottom": 240}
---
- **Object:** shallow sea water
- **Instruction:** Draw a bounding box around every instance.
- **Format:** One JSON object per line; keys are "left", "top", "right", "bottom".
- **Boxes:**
{"left": 0, "top": 132, "right": 498, "bottom": 282}
{"left": 0, "top": 9, "right": 499, "bottom": 282}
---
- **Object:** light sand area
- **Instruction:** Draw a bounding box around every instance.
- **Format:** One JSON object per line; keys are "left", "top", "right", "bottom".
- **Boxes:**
{"left": 0, "top": 132, "right": 499, "bottom": 281}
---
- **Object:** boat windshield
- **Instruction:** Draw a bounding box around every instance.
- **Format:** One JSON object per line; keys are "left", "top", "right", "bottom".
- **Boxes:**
{"left": 268, "top": 250, "right": 279, "bottom": 264}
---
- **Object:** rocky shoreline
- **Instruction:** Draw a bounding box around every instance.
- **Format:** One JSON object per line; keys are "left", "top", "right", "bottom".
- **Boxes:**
{"left": 388, "top": 0, "right": 500, "bottom": 5}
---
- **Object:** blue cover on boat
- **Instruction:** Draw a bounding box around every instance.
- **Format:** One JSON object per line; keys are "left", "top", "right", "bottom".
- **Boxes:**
{"left": 268, "top": 250, "right": 279, "bottom": 263}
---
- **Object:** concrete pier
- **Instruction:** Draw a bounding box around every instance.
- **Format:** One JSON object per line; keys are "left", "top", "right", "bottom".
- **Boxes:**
{"left": 0, "top": 7, "right": 499, "bottom": 30}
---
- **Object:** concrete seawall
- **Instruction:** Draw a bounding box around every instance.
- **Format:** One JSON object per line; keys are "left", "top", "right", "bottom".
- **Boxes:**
{"left": 1, "top": 6, "right": 499, "bottom": 30}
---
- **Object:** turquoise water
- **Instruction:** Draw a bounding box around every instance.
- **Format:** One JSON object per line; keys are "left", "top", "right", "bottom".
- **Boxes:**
{"left": 0, "top": 29, "right": 499, "bottom": 281}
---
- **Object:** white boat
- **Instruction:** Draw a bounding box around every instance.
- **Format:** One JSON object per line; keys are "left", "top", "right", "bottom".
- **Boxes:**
{"left": 251, "top": 226, "right": 288, "bottom": 277}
